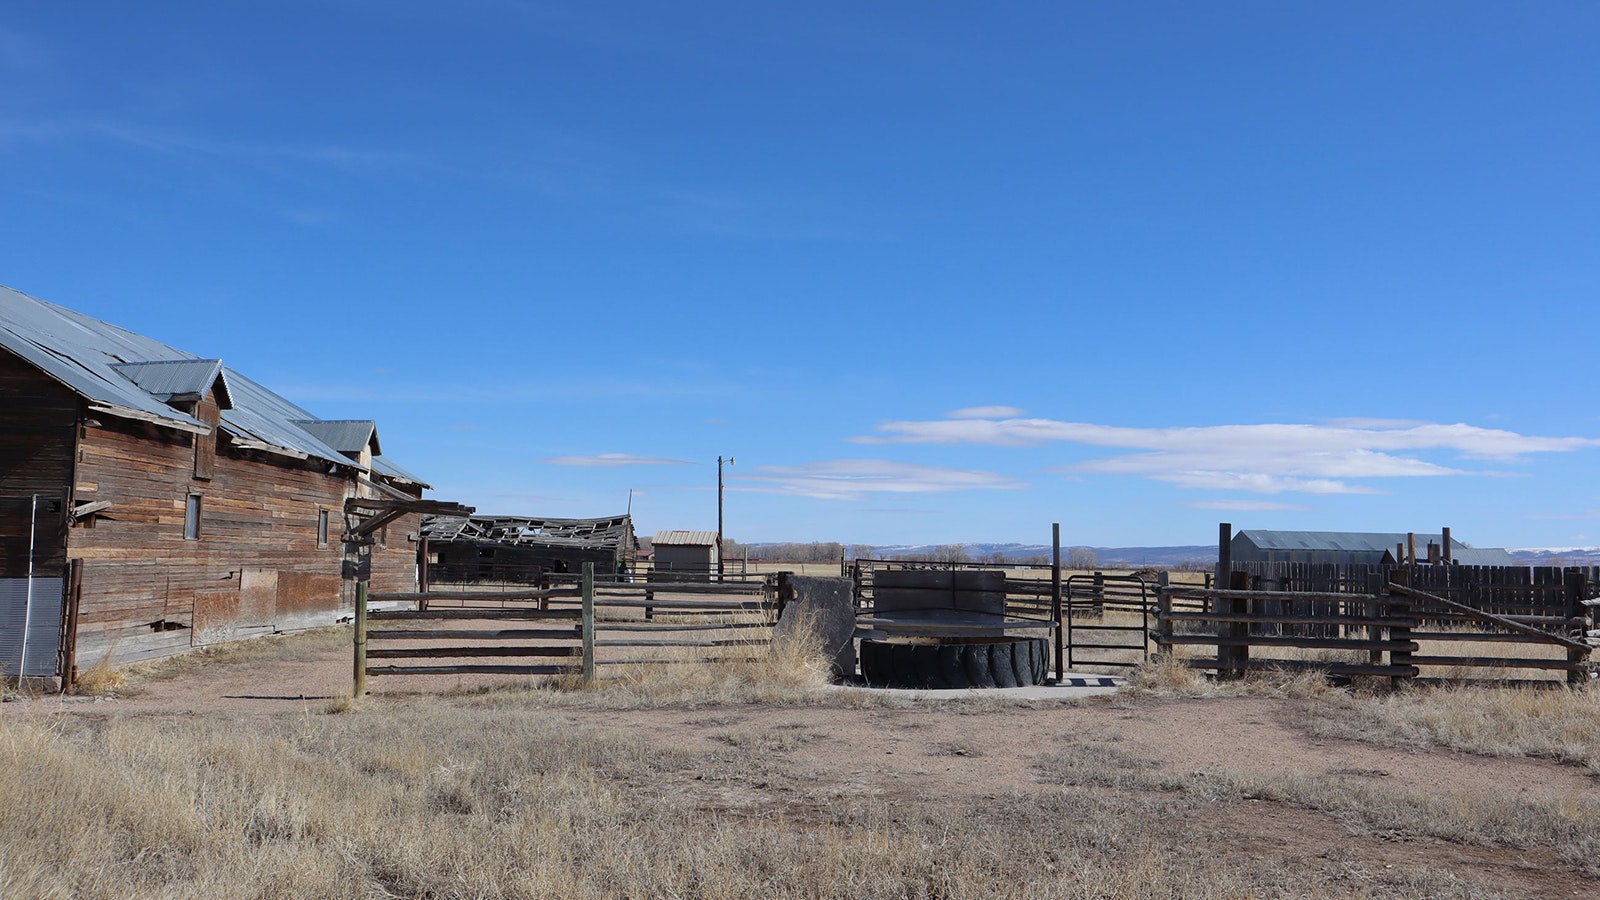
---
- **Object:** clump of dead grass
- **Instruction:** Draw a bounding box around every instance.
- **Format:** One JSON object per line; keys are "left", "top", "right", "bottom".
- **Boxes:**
{"left": 71, "top": 652, "right": 127, "bottom": 697}
{"left": 1303, "top": 681, "right": 1600, "bottom": 773}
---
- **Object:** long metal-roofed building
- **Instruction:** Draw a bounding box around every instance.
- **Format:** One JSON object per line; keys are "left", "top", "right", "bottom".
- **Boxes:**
{"left": 0, "top": 284, "right": 430, "bottom": 678}
{"left": 1232, "top": 530, "right": 1515, "bottom": 566}
{"left": 420, "top": 514, "right": 635, "bottom": 583}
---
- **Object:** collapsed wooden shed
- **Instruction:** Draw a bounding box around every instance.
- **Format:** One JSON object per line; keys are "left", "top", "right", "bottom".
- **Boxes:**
{"left": 420, "top": 514, "right": 635, "bottom": 583}
{"left": 0, "top": 285, "right": 430, "bottom": 679}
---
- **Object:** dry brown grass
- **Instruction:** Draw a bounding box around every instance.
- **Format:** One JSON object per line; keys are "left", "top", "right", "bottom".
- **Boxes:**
{"left": 0, "top": 700, "right": 1522, "bottom": 900}
{"left": 69, "top": 651, "right": 127, "bottom": 697}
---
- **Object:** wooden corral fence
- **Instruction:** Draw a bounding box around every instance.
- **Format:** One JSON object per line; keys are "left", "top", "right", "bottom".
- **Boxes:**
{"left": 848, "top": 553, "right": 1211, "bottom": 677}
{"left": 352, "top": 563, "right": 778, "bottom": 694}
{"left": 1157, "top": 568, "right": 1594, "bottom": 685}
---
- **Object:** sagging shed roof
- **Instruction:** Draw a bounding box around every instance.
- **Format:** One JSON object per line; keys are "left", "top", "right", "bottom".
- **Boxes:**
{"left": 652, "top": 530, "right": 718, "bottom": 547}
{"left": 422, "top": 514, "right": 633, "bottom": 551}
{"left": 0, "top": 284, "right": 427, "bottom": 487}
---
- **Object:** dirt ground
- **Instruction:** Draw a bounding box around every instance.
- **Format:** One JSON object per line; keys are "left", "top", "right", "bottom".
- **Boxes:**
{"left": 8, "top": 644, "right": 1598, "bottom": 898}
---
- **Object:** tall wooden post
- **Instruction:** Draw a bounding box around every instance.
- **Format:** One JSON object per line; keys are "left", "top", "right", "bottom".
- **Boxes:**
{"left": 1565, "top": 570, "right": 1588, "bottom": 687}
{"left": 1442, "top": 527, "right": 1452, "bottom": 565}
{"left": 581, "top": 562, "right": 596, "bottom": 685}
{"left": 1154, "top": 570, "right": 1171, "bottom": 659}
{"left": 60, "top": 559, "right": 83, "bottom": 693}
{"left": 1224, "top": 569, "right": 1251, "bottom": 679}
{"left": 1051, "top": 523, "right": 1063, "bottom": 683}
{"left": 1388, "top": 566, "right": 1413, "bottom": 688}
{"left": 353, "top": 580, "right": 368, "bottom": 697}
{"left": 1216, "top": 523, "right": 1232, "bottom": 617}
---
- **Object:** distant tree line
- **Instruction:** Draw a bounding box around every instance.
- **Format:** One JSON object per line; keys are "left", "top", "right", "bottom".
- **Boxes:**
{"left": 713, "top": 540, "right": 1117, "bottom": 570}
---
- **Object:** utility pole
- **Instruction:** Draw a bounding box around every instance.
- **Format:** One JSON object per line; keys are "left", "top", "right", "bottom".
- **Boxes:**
{"left": 717, "top": 455, "right": 734, "bottom": 580}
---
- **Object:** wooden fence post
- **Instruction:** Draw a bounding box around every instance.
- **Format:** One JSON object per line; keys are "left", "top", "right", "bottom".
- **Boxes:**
{"left": 1566, "top": 570, "right": 1589, "bottom": 687}
{"left": 1052, "top": 523, "right": 1063, "bottom": 683}
{"left": 1224, "top": 569, "right": 1251, "bottom": 679}
{"left": 1387, "top": 567, "right": 1412, "bottom": 688}
{"left": 582, "top": 562, "right": 596, "bottom": 685}
{"left": 59, "top": 559, "right": 83, "bottom": 694}
{"left": 1155, "top": 571, "right": 1171, "bottom": 658}
{"left": 354, "top": 580, "right": 368, "bottom": 697}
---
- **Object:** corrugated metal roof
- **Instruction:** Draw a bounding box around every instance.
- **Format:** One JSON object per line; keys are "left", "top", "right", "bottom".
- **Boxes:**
{"left": 111, "top": 358, "right": 229, "bottom": 405}
{"left": 652, "top": 530, "right": 718, "bottom": 546}
{"left": 371, "top": 456, "right": 425, "bottom": 486}
{"left": 0, "top": 285, "right": 209, "bottom": 431}
{"left": 0, "top": 284, "right": 428, "bottom": 488}
{"left": 1237, "top": 530, "right": 1513, "bottom": 564}
{"left": 294, "top": 419, "right": 378, "bottom": 455}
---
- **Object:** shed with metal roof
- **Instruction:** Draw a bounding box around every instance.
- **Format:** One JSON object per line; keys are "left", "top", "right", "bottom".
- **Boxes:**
{"left": 650, "top": 530, "right": 720, "bottom": 581}
{"left": 1232, "top": 530, "right": 1514, "bottom": 566}
{"left": 0, "top": 283, "right": 432, "bottom": 679}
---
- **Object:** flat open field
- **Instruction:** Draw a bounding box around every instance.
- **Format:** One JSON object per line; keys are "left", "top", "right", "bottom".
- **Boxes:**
{"left": 3, "top": 630, "right": 1599, "bottom": 899}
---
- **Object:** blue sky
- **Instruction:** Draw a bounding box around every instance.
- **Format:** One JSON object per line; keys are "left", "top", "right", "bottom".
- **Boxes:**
{"left": 3, "top": 2, "right": 1597, "bottom": 549}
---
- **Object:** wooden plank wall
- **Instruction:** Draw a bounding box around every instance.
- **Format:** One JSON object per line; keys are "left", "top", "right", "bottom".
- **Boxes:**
{"left": 68, "top": 402, "right": 420, "bottom": 666}
{"left": 1235, "top": 561, "right": 1577, "bottom": 619}
{"left": 0, "top": 349, "right": 76, "bottom": 578}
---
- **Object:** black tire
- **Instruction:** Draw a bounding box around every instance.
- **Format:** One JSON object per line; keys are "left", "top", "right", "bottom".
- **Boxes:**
{"left": 891, "top": 641, "right": 921, "bottom": 687}
{"left": 990, "top": 642, "right": 1019, "bottom": 688}
{"left": 858, "top": 638, "right": 1051, "bottom": 690}
{"left": 963, "top": 643, "right": 997, "bottom": 689}
{"left": 859, "top": 639, "right": 889, "bottom": 685}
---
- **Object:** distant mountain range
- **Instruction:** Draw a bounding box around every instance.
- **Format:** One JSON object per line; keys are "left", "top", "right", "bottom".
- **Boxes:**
{"left": 853, "top": 543, "right": 1600, "bottom": 568}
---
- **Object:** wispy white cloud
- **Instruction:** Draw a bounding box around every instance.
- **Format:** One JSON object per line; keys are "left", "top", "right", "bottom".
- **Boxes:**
{"left": 851, "top": 410, "right": 1600, "bottom": 496}
{"left": 1189, "top": 499, "right": 1311, "bottom": 512}
{"left": 947, "top": 405, "right": 1026, "bottom": 420}
{"left": 541, "top": 453, "right": 694, "bottom": 467}
{"left": 734, "top": 459, "right": 1024, "bottom": 501}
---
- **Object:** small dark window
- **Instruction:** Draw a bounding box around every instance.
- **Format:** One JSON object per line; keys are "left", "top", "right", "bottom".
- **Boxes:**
{"left": 317, "top": 509, "right": 330, "bottom": 548}
{"left": 184, "top": 494, "right": 202, "bottom": 540}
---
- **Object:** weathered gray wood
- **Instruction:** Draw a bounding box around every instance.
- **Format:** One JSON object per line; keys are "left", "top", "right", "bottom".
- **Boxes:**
{"left": 367, "top": 645, "right": 581, "bottom": 658}
{"left": 1388, "top": 583, "right": 1590, "bottom": 652}
{"left": 366, "top": 664, "right": 573, "bottom": 676}
{"left": 369, "top": 608, "right": 581, "bottom": 621}
{"left": 1156, "top": 633, "right": 1418, "bottom": 652}
{"left": 371, "top": 589, "right": 579, "bottom": 603}
{"left": 1407, "top": 655, "right": 1588, "bottom": 671}
{"left": 1160, "top": 611, "right": 1419, "bottom": 628}
{"left": 368, "top": 627, "right": 581, "bottom": 640}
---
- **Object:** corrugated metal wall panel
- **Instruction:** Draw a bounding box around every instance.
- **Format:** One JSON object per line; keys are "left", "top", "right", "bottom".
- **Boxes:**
{"left": 0, "top": 577, "right": 63, "bottom": 677}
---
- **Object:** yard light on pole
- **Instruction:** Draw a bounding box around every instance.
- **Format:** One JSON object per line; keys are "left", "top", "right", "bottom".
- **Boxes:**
{"left": 718, "top": 455, "right": 734, "bottom": 581}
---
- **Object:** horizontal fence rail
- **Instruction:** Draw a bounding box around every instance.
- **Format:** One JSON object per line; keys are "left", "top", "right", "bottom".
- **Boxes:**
{"left": 1159, "top": 567, "right": 1594, "bottom": 685}
{"left": 353, "top": 564, "right": 779, "bottom": 693}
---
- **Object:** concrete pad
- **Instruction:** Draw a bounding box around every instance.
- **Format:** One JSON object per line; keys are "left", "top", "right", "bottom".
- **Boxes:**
{"left": 824, "top": 671, "right": 1125, "bottom": 702}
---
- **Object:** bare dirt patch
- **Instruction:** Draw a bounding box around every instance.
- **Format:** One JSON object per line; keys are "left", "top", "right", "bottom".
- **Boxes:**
{"left": 7, "top": 637, "right": 1599, "bottom": 897}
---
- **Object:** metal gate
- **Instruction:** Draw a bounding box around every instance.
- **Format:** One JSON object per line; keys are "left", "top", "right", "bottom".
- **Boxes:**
{"left": 0, "top": 577, "right": 63, "bottom": 678}
{"left": 1063, "top": 574, "right": 1152, "bottom": 669}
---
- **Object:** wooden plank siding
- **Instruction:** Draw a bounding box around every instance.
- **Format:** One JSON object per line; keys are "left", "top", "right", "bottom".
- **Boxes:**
{"left": 66, "top": 393, "right": 420, "bottom": 666}
{"left": 0, "top": 348, "right": 76, "bottom": 578}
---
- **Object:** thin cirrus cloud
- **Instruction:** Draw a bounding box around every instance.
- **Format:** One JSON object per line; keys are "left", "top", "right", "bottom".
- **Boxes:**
{"left": 540, "top": 453, "right": 694, "bottom": 467}
{"left": 850, "top": 410, "right": 1600, "bottom": 496}
{"left": 733, "top": 459, "right": 1025, "bottom": 501}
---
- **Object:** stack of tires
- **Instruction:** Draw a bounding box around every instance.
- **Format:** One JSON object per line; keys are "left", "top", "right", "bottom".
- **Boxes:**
{"left": 859, "top": 637, "right": 1048, "bottom": 689}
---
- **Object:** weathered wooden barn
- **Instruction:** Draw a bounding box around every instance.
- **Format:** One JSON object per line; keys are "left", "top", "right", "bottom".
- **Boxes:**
{"left": 0, "top": 285, "right": 430, "bottom": 680}
{"left": 420, "top": 514, "right": 635, "bottom": 583}
{"left": 650, "top": 530, "right": 719, "bottom": 581}
{"left": 1231, "top": 529, "right": 1515, "bottom": 567}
